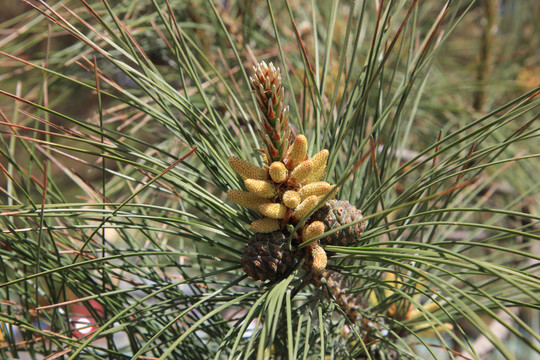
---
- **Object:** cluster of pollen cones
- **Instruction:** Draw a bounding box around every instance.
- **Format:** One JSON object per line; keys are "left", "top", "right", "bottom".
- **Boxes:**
{"left": 227, "top": 61, "right": 365, "bottom": 282}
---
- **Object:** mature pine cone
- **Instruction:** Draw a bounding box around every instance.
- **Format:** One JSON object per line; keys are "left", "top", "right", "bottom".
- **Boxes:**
{"left": 242, "top": 231, "right": 295, "bottom": 281}
{"left": 309, "top": 200, "right": 365, "bottom": 246}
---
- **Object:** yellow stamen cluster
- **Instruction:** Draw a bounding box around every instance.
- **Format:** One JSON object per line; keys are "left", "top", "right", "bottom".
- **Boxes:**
{"left": 293, "top": 195, "right": 319, "bottom": 222}
{"left": 258, "top": 203, "right": 287, "bottom": 219}
{"left": 304, "top": 150, "right": 328, "bottom": 184}
{"left": 290, "top": 160, "right": 313, "bottom": 184}
{"left": 227, "top": 136, "right": 336, "bottom": 274}
{"left": 227, "top": 143, "right": 334, "bottom": 217}
{"left": 226, "top": 189, "right": 268, "bottom": 210}
{"left": 244, "top": 179, "right": 277, "bottom": 198}
{"left": 282, "top": 190, "right": 301, "bottom": 209}
{"left": 302, "top": 221, "right": 327, "bottom": 274}
{"left": 299, "top": 182, "right": 335, "bottom": 199}
{"left": 228, "top": 157, "right": 267, "bottom": 180}
{"left": 286, "top": 135, "right": 308, "bottom": 169}
{"left": 303, "top": 221, "right": 325, "bottom": 246}
{"left": 311, "top": 245, "right": 327, "bottom": 273}
{"left": 250, "top": 218, "right": 280, "bottom": 233}
{"left": 269, "top": 161, "right": 288, "bottom": 183}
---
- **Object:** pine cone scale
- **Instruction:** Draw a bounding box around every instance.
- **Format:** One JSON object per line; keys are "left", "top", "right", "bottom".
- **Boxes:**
{"left": 242, "top": 231, "right": 295, "bottom": 281}
{"left": 309, "top": 200, "right": 365, "bottom": 246}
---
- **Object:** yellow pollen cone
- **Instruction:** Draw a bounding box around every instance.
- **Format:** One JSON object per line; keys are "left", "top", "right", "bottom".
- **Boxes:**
{"left": 290, "top": 160, "right": 313, "bottom": 184}
{"left": 227, "top": 189, "right": 268, "bottom": 210}
{"left": 258, "top": 203, "right": 287, "bottom": 219}
{"left": 303, "top": 221, "right": 325, "bottom": 245}
{"left": 298, "top": 182, "right": 335, "bottom": 200}
{"left": 282, "top": 190, "right": 301, "bottom": 209}
{"left": 269, "top": 161, "right": 288, "bottom": 183}
{"left": 287, "top": 134, "right": 307, "bottom": 169}
{"left": 228, "top": 157, "right": 267, "bottom": 180}
{"left": 311, "top": 150, "right": 329, "bottom": 168}
{"left": 304, "top": 150, "right": 328, "bottom": 183}
{"left": 293, "top": 195, "right": 320, "bottom": 221}
{"left": 244, "top": 179, "right": 277, "bottom": 198}
{"left": 311, "top": 244, "right": 327, "bottom": 273}
{"left": 250, "top": 218, "right": 280, "bottom": 233}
